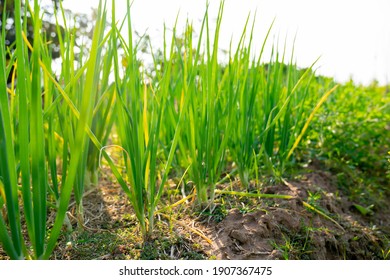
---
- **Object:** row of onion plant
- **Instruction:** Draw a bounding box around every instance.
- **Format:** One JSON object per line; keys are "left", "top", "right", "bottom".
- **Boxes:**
{"left": 0, "top": 0, "right": 337, "bottom": 259}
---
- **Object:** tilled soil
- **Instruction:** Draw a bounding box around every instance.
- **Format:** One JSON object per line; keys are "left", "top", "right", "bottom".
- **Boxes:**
{"left": 207, "top": 171, "right": 389, "bottom": 260}
{"left": 0, "top": 169, "right": 389, "bottom": 260}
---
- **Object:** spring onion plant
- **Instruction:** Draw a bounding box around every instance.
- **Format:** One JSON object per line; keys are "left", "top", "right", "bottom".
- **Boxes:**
{"left": 227, "top": 15, "right": 272, "bottom": 189}
{"left": 257, "top": 47, "right": 338, "bottom": 177}
{"left": 110, "top": 0, "right": 183, "bottom": 239}
{"left": 45, "top": 0, "right": 115, "bottom": 226}
{"left": 176, "top": 2, "right": 236, "bottom": 207}
{"left": 0, "top": 0, "right": 108, "bottom": 259}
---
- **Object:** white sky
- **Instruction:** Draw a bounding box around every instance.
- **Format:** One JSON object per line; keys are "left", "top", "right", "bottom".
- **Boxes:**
{"left": 57, "top": 0, "right": 390, "bottom": 85}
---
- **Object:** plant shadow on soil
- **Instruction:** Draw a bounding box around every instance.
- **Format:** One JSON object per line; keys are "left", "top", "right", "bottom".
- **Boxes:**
{"left": 0, "top": 164, "right": 389, "bottom": 260}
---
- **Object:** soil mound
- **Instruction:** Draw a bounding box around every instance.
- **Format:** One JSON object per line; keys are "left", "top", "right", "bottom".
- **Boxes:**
{"left": 209, "top": 171, "right": 389, "bottom": 260}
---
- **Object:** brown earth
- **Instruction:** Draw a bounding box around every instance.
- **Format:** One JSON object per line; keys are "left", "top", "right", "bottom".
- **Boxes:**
{"left": 207, "top": 171, "right": 389, "bottom": 260}
{"left": 0, "top": 168, "right": 389, "bottom": 260}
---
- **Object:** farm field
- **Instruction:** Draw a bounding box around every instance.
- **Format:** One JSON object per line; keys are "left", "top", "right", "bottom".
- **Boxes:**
{"left": 0, "top": 0, "right": 389, "bottom": 260}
